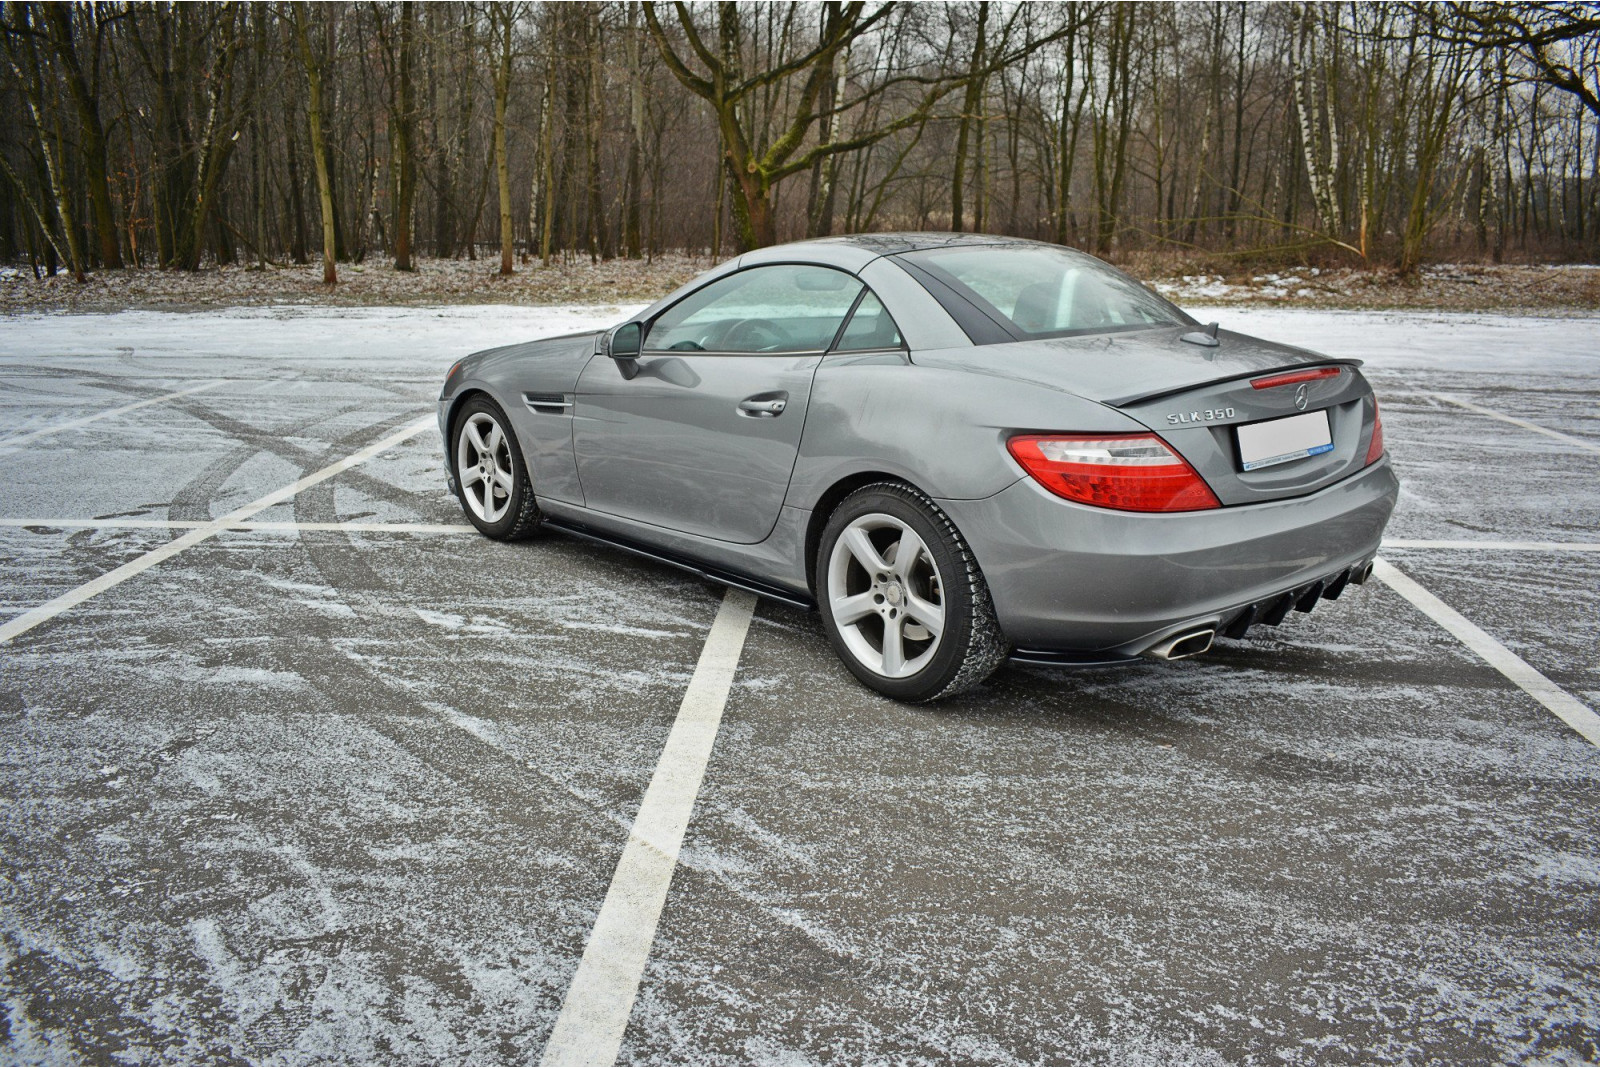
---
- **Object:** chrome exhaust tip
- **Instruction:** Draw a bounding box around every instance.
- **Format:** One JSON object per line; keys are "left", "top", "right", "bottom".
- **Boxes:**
{"left": 1144, "top": 628, "right": 1216, "bottom": 661}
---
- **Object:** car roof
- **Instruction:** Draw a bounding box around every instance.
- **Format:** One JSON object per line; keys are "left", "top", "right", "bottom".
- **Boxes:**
{"left": 737, "top": 232, "right": 1077, "bottom": 273}
{"left": 811, "top": 232, "right": 1035, "bottom": 253}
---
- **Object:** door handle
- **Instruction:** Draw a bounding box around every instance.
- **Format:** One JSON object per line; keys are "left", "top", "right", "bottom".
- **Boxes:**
{"left": 737, "top": 394, "right": 788, "bottom": 418}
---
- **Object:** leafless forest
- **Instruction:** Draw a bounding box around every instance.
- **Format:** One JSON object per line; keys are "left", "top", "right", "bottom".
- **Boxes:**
{"left": 2, "top": 1, "right": 1597, "bottom": 287}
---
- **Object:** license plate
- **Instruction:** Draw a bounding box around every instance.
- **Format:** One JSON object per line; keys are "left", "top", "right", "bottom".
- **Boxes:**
{"left": 1236, "top": 410, "right": 1333, "bottom": 471}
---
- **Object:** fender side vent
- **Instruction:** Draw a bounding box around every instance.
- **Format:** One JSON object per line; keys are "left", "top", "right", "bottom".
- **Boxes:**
{"left": 523, "top": 392, "right": 572, "bottom": 416}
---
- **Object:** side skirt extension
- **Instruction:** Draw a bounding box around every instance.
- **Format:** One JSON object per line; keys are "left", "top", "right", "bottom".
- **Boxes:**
{"left": 543, "top": 517, "right": 816, "bottom": 611}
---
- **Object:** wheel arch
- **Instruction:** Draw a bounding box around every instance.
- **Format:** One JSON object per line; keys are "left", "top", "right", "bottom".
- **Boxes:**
{"left": 445, "top": 386, "right": 535, "bottom": 479}
{"left": 803, "top": 470, "right": 929, "bottom": 597}
{"left": 444, "top": 386, "right": 496, "bottom": 444}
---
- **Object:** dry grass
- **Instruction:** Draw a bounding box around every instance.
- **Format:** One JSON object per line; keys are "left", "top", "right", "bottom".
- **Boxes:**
{"left": 2, "top": 251, "right": 1596, "bottom": 315}
{"left": 1141, "top": 261, "right": 1600, "bottom": 314}
{"left": 0, "top": 253, "right": 710, "bottom": 315}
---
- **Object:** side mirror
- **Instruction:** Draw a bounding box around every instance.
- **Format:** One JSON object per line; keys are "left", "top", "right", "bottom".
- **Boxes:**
{"left": 608, "top": 322, "right": 642, "bottom": 380}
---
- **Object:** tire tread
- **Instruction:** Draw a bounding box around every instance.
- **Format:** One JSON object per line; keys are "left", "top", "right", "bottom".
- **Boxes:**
{"left": 453, "top": 394, "right": 543, "bottom": 541}
{"left": 824, "top": 481, "right": 1009, "bottom": 702}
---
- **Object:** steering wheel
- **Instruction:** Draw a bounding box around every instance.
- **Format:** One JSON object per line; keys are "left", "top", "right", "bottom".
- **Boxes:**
{"left": 721, "top": 318, "right": 788, "bottom": 352}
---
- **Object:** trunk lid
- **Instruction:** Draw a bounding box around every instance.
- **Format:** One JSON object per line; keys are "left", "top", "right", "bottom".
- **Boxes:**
{"left": 1113, "top": 357, "right": 1379, "bottom": 507}
{"left": 915, "top": 325, "right": 1378, "bottom": 505}
{"left": 913, "top": 325, "right": 1350, "bottom": 406}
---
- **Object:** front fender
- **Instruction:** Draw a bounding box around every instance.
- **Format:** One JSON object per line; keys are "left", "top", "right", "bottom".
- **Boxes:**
{"left": 439, "top": 331, "right": 601, "bottom": 505}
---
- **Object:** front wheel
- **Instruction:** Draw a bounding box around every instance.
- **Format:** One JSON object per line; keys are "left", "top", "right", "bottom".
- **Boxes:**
{"left": 452, "top": 396, "right": 541, "bottom": 540}
{"left": 817, "top": 483, "right": 1008, "bottom": 702}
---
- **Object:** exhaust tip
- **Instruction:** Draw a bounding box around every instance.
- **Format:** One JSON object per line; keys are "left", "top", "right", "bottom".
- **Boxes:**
{"left": 1145, "top": 628, "right": 1215, "bottom": 661}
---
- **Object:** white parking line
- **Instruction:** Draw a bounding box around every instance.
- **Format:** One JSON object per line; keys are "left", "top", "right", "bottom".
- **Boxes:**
{"left": 1382, "top": 539, "right": 1600, "bottom": 552}
{"left": 7, "top": 521, "right": 1600, "bottom": 556}
{"left": 0, "top": 518, "right": 474, "bottom": 534}
{"left": 1373, "top": 559, "right": 1600, "bottom": 747}
{"left": 0, "top": 415, "right": 434, "bottom": 645}
{"left": 0, "top": 381, "right": 224, "bottom": 448}
{"left": 541, "top": 587, "right": 757, "bottom": 1067}
{"left": 1433, "top": 393, "right": 1600, "bottom": 457}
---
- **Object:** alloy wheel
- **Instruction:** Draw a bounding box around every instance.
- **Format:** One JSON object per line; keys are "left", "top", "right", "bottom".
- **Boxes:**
{"left": 456, "top": 411, "right": 514, "bottom": 523}
{"left": 826, "top": 512, "right": 946, "bottom": 679}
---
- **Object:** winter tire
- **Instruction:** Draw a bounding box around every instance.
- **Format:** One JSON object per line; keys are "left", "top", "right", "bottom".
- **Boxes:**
{"left": 452, "top": 395, "right": 542, "bottom": 540}
{"left": 817, "top": 482, "right": 1008, "bottom": 702}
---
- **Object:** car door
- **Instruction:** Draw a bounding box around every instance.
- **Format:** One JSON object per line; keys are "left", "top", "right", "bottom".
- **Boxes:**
{"left": 573, "top": 263, "right": 864, "bottom": 544}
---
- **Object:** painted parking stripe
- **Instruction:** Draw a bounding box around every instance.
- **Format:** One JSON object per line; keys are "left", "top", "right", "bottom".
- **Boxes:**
{"left": 7, "top": 521, "right": 1600, "bottom": 556}
{"left": 0, "top": 518, "right": 475, "bottom": 534}
{"left": 541, "top": 587, "right": 757, "bottom": 1067}
{"left": 1373, "top": 558, "right": 1600, "bottom": 747}
{"left": 1381, "top": 539, "right": 1600, "bottom": 552}
{"left": 1432, "top": 393, "right": 1600, "bottom": 457}
{"left": 0, "top": 380, "right": 224, "bottom": 448}
{"left": 0, "top": 415, "right": 434, "bottom": 645}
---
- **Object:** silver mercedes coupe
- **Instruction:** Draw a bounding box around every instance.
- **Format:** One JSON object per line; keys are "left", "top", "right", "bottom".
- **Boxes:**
{"left": 438, "top": 234, "right": 1397, "bottom": 701}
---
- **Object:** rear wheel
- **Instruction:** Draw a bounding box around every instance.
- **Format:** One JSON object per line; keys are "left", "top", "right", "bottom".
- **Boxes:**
{"left": 452, "top": 396, "right": 541, "bottom": 540}
{"left": 817, "top": 483, "right": 1008, "bottom": 702}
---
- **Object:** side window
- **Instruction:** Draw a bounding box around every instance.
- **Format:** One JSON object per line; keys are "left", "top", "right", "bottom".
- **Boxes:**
{"left": 833, "top": 290, "right": 904, "bottom": 351}
{"left": 645, "top": 264, "right": 863, "bottom": 354}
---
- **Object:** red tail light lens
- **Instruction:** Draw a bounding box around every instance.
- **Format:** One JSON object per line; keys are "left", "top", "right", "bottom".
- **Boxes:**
{"left": 1364, "top": 400, "right": 1385, "bottom": 465}
{"left": 1007, "top": 434, "right": 1221, "bottom": 512}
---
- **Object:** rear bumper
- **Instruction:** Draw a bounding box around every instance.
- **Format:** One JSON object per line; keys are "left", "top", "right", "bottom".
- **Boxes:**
{"left": 937, "top": 458, "right": 1399, "bottom": 655}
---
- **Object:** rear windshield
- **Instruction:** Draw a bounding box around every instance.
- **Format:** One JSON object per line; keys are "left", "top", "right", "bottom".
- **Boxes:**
{"left": 900, "top": 245, "right": 1190, "bottom": 341}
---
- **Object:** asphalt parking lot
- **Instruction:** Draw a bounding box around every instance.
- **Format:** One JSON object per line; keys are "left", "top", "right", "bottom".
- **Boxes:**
{"left": 1, "top": 306, "right": 1597, "bottom": 1065}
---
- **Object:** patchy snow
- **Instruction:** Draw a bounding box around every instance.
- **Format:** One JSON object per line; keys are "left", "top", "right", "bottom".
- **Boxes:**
{"left": 1, "top": 303, "right": 1597, "bottom": 1064}
{"left": 0, "top": 254, "right": 708, "bottom": 315}
{"left": 0, "top": 304, "right": 642, "bottom": 373}
{"left": 1, "top": 302, "right": 1595, "bottom": 377}
{"left": 1153, "top": 262, "right": 1600, "bottom": 312}
{"left": 1182, "top": 306, "right": 1600, "bottom": 374}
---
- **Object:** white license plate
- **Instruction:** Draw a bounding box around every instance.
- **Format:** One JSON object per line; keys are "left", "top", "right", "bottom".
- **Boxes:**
{"left": 1236, "top": 410, "right": 1333, "bottom": 471}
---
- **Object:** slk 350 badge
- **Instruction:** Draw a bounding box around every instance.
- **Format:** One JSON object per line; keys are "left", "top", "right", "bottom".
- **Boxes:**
{"left": 1166, "top": 407, "right": 1236, "bottom": 425}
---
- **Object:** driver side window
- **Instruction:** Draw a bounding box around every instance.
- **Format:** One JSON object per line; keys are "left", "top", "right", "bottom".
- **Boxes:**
{"left": 645, "top": 264, "right": 863, "bottom": 354}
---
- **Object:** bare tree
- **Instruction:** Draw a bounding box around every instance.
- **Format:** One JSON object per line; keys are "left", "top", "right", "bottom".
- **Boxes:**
{"left": 293, "top": 2, "right": 338, "bottom": 283}
{"left": 2, "top": 1, "right": 1594, "bottom": 272}
{"left": 489, "top": 1, "right": 516, "bottom": 274}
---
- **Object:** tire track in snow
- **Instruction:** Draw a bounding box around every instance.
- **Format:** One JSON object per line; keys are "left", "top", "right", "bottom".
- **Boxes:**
{"left": 167, "top": 406, "right": 369, "bottom": 524}
{"left": 164, "top": 398, "right": 425, "bottom": 520}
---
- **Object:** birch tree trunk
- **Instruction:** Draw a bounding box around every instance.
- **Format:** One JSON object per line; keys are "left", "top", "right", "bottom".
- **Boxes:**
{"left": 4, "top": 8, "right": 86, "bottom": 280}
{"left": 1291, "top": 2, "right": 1342, "bottom": 236}
{"left": 41, "top": 5, "right": 120, "bottom": 269}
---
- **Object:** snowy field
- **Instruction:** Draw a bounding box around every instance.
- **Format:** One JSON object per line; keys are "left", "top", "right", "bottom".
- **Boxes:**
{"left": 0, "top": 305, "right": 1597, "bottom": 1064}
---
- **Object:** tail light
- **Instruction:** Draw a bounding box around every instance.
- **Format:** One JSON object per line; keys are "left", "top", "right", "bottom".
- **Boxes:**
{"left": 1007, "top": 434, "right": 1221, "bottom": 512}
{"left": 1251, "top": 366, "right": 1342, "bottom": 390}
{"left": 1364, "top": 400, "right": 1385, "bottom": 465}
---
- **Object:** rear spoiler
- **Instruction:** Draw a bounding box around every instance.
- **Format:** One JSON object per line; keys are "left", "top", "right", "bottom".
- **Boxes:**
{"left": 1104, "top": 358, "right": 1364, "bottom": 408}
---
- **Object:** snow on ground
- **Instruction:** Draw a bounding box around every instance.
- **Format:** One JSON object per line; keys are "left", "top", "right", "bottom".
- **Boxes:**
{"left": 0, "top": 305, "right": 1597, "bottom": 1064}
{"left": 0, "top": 304, "right": 643, "bottom": 370}
{"left": 3, "top": 255, "right": 1596, "bottom": 316}
{"left": 1185, "top": 306, "right": 1600, "bottom": 374}
{"left": 1152, "top": 261, "right": 1600, "bottom": 313}
{"left": 1, "top": 301, "right": 1594, "bottom": 374}
{"left": 0, "top": 254, "right": 706, "bottom": 315}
